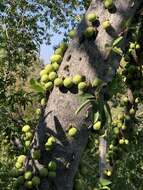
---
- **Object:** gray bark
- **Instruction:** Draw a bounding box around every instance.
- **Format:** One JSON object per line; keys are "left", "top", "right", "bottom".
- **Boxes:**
{"left": 37, "top": 0, "right": 142, "bottom": 189}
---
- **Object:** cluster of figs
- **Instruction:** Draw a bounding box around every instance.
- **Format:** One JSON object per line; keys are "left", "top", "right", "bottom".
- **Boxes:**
{"left": 11, "top": 0, "right": 122, "bottom": 189}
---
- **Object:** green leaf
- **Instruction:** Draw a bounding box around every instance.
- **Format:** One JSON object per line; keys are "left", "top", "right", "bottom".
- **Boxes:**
{"left": 112, "top": 47, "right": 123, "bottom": 56}
{"left": 112, "top": 36, "right": 123, "bottom": 47}
{"left": 99, "top": 178, "right": 112, "bottom": 186}
{"left": 77, "top": 93, "right": 95, "bottom": 103}
{"left": 30, "top": 78, "right": 44, "bottom": 93}
{"left": 93, "top": 111, "right": 100, "bottom": 123}
{"left": 75, "top": 99, "right": 95, "bottom": 115}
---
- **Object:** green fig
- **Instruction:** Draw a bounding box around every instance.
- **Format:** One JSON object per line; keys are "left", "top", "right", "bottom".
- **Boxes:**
{"left": 68, "top": 127, "right": 77, "bottom": 137}
{"left": 22, "top": 125, "right": 30, "bottom": 133}
{"left": 63, "top": 77, "right": 73, "bottom": 88}
{"left": 73, "top": 75, "right": 83, "bottom": 85}
{"left": 87, "top": 13, "right": 97, "bottom": 22}
{"left": 49, "top": 71, "right": 57, "bottom": 81}
{"left": 54, "top": 78, "right": 63, "bottom": 87}
{"left": 50, "top": 54, "right": 62, "bottom": 64}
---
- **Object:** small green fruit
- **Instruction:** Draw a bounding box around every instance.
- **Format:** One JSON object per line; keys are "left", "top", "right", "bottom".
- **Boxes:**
{"left": 52, "top": 62, "right": 60, "bottom": 71}
{"left": 17, "top": 155, "right": 26, "bottom": 164}
{"left": 44, "top": 81, "right": 53, "bottom": 91}
{"left": 124, "top": 139, "right": 129, "bottom": 144}
{"left": 109, "top": 144, "right": 114, "bottom": 149}
{"left": 50, "top": 54, "right": 62, "bottom": 64}
{"left": 119, "top": 138, "right": 124, "bottom": 144}
{"left": 113, "top": 127, "right": 120, "bottom": 134}
{"left": 130, "top": 42, "right": 135, "bottom": 49}
{"left": 136, "top": 44, "right": 140, "bottom": 49}
{"left": 106, "top": 170, "right": 112, "bottom": 176}
{"left": 41, "top": 98, "right": 46, "bottom": 106}
{"left": 36, "top": 108, "right": 41, "bottom": 115}
{"left": 73, "top": 75, "right": 83, "bottom": 85}
{"left": 49, "top": 71, "right": 57, "bottom": 81}
{"left": 25, "top": 140, "right": 31, "bottom": 147}
{"left": 48, "top": 161, "right": 57, "bottom": 171}
{"left": 40, "top": 69, "right": 47, "bottom": 76}
{"left": 63, "top": 77, "right": 73, "bottom": 88}
{"left": 102, "top": 20, "right": 111, "bottom": 29}
{"left": 55, "top": 48, "right": 63, "bottom": 56}
{"left": 24, "top": 171, "right": 32, "bottom": 180}
{"left": 25, "top": 132, "right": 33, "bottom": 140}
{"left": 92, "top": 78, "right": 102, "bottom": 87}
{"left": 45, "top": 64, "right": 54, "bottom": 73}
{"left": 78, "top": 82, "right": 87, "bottom": 91}
{"left": 54, "top": 78, "right": 63, "bottom": 87}
{"left": 22, "top": 125, "right": 30, "bottom": 133}
{"left": 129, "top": 108, "right": 135, "bottom": 115}
{"left": 48, "top": 171, "right": 56, "bottom": 178}
{"left": 32, "top": 150, "right": 41, "bottom": 160}
{"left": 68, "top": 127, "right": 77, "bottom": 137}
{"left": 87, "top": 13, "right": 97, "bottom": 22}
{"left": 59, "top": 42, "right": 68, "bottom": 52}
{"left": 68, "top": 29, "right": 77, "bottom": 38}
{"left": 15, "top": 162, "right": 23, "bottom": 169}
{"left": 121, "top": 125, "right": 127, "bottom": 130}
{"left": 84, "top": 27, "right": 95, "bottom": 38}
{"left": 93, "top": 121, "right": 101, "bottom": 130}
{"left": 25, "top": 181, "right": 33, "bottom": 189}
{"left": 41, "top": 74, "right": 49, "bottom": 83}
{"left": 39, "top": 167, "right": 48, "bottom": 177}
{"left": 32, "top": 176, "right": 40, "bottom": 186}
{"left": 46, "top": 136, "right": 56, "bottom": 147}
{"left": 104, "top": 0, "right": 113, "bottom": 9}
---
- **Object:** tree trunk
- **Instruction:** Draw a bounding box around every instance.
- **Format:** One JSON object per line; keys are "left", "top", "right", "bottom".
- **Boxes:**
{"left": 37, "top": 1, "right": 142, "bottom": 189}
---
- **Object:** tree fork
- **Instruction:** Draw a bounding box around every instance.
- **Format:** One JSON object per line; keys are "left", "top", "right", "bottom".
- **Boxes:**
{"left": 36, "top": 1, "right": 142, "bottom": 189}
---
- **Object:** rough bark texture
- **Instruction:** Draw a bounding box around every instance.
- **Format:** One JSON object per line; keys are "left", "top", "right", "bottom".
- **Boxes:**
{"left": 37, "top": 1, "right": 142, "bottom": 189}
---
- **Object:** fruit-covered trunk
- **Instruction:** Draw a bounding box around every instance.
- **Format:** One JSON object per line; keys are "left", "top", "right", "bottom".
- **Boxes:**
{"left": 36, "top": 0, "right": 142, "bottom": 189}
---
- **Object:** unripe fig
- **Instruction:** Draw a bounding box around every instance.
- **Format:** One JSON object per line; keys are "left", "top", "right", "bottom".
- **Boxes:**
{"left": 84, "top": 27, "right": 95, "bottom": 38}
{"left": 78, "top": 82, "right": 87, "bottom": 91}
{"left": 46, "top": 136, "right": 56, "bottom": 147}
{"left": 41, "top": 74, "right": 49, "bottom": 83}
{"left": 15, "top": 162, "right": 23, "bottom": 169}
{"left": 32, "top": 176, "right": 40, "bottom": 186}
{"left": 124, "top": 139, "right": 129, "bottom": 144}
{"left": 106, "top": 170, "right": 112, "bottom": 176}
{"left": 41, "top": 98, "right": 46, "bottom": 106}
{"left": 40, "top": 69, "right": 47, "bottom": 76}
{"left": 92, "top": 78, "right": 102, "bottom": 87}
{"left": 102, "top": 20, "right": 111, "bottom": 29}
{"left": 48, "top": 161, "right": 57, "bottom": 171}
{"left": 121, "top": 125, "right": 127, "bottom": 130}
{"left": 68, "top": 29, "right": 77, "bottom": 38}
{"left": 55, "top": 48, "right": 63, "bottom": 56}
{"left": 54, "top": 78, "right": 63, "bottom": 87}
{"left": 59, "top": 42, "right": 68, "bottom": 52}
{"left": 25, "top": 140, "right": 31, "bottom": 147}
{"left": 87, "top": 13, "right": 97, "bottom": 22}
{"left": 39, "top": 167, "right": 48, "bottom": 177}
{"left": 22, "top": 125, "right": 30, "bottom": 133}
{"left": 93, "top": 121, "right": 101, "bottom": 130}
{"left": 32, "top": 150, "right": 41, "bottom": 160}
{"left": 49, "top": 71, "right": 57, "bottom": 81}
{"left": 129, "top": 108, "right": 135, "bottom": 115}
{"left": 119, "top": 138, "right": 124, "bottom": 144}
{"left": 104, "top": 0, "right": 113, "bottom": 9}
{"left": 113, "top": 127, "right": 119, "bottom": 134}
{"left": 25, "top": 181, "right": 33, "bottom": 189}
{"left": 52, "top": 62, "right": 60, "bottom": 71}
{"left": 50, "top": 54, "right": 62, "bottom": 64}
{"left": 130, "top": 42, "right": 135, "bottom": 49}
{"left": 36, "top": 108, "right": 41, "bottom": 115}
{"left": 25, "top": 132, "right": 33, "bottom": 139}
{"left": 109, "top": 144, "right": 114, "bottom": 149}
{"left": 135, "top": 97, "right": 139, "bottom": 103}
{"left": 73, "top": 74, "right": 83, "bottom": 85}
{"left": 63, "top": 77, "right": 73, "bottom": 88}
{"left": 45, "top": 64, "right": 54, "bottom": 73}
{"left": 68, "top": 127, "right": 77, "bottom": 137}
{"left": 24, "top": 171, "right": 32, "bottom": 180}
{"left": 136, "top": 44, "right": 140, "bottom": 49}
{"left": 44, "top": 81, "right": 53, "bottom": 91}
{"left": 48, "top": 171, "right": 56, "bottom": 178}
{"left": 17, "top": 155, "right": 26, "bottom": 164}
